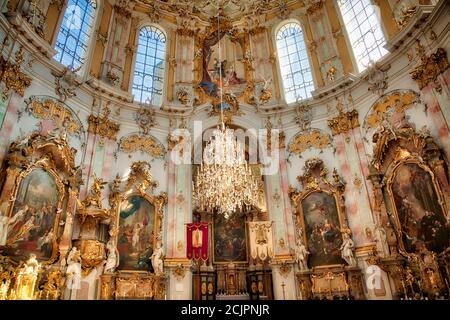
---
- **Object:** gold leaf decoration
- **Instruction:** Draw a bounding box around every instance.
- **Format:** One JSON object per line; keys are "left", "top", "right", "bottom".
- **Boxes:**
{"left": 365, "top": 90, "right": 419, "bottom": 129}
{"left": 119, "top": 134, "right": 166, "bottom": 159}
{"left": 25, "top": 96, "right": 83, "bottom": 136}
{"left": 288, "top": 129, "right": 332, "bottom": 155}
{"left": 0, "top": 47, "right": 31, "bottom": 97}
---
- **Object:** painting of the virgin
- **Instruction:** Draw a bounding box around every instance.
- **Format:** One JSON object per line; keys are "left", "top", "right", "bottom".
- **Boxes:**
{"left": 391, "top": 163, "right": 449, "bottom": 254}
{"left": 302, "top": 192, "right": 345, "bottom": 268}
{"left": 118, "top": 196, "right": 155, "bottom": 271}
{"left": 2, "top": 168, "right": 59, "bottom": 261}
{"left": 214, "top": 214, "right": 247, "bottom": 263}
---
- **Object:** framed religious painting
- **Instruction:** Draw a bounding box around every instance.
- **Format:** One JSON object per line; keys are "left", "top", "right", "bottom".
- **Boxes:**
{"left": 299, "top": 191, "right": 346, "bottom": 268}
{"left": 289, "top": 158, "right": 349, "bottom": 269}
{"left": 1, "top": 167, "right": 64, "bottom": 262}
{"left": 386, "top": 161, "right": 450, "bottom": 255}
{"left": 213, "top": 213, "right": 248, "bottom": 264}
{"left": 116, "top": 194, "right": 159, "bottom": 272}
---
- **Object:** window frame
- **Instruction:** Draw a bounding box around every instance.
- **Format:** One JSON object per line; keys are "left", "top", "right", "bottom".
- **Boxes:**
{"left": 335, "top": 0, "right": 388, "bottom": 73}
{"left": 130, "top": 23, "right": 168, "bottom": 107}
{"left": 53, "top": 0, "right": 101, "bottom": 77}
{"left": 274, "top": 19, "right": 316, "bottom": 105}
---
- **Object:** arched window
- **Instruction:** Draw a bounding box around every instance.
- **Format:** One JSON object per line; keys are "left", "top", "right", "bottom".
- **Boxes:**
{"left": 132, "top": 26, "right": 166, "bottom": 105}
{"left": 54, "top": 0, "right": 97, "bottom": 70}
{"left": 276, "top": 22, "right": 314, "bottom": 104}
{"left": 337, "top": 0, "right": 388, "bottom": 72}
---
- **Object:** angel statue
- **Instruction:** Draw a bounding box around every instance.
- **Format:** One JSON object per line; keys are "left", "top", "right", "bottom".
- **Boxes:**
{"left": 295, "top": 238, "right": 310, "bottom": 271}
{"left": 104, "top": 238, "right": 119, "bottom": 274}
{"left": 340, "top": 233, "right": 357, "bottom": 267}
{"left": 66, "top": 247, "right": 82, "bottom": 291}
{"left": 151, "top": 241, "right": 165, "bottom": 276}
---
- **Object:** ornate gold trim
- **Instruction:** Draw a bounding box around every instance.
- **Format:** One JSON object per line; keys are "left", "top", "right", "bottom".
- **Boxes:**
{"left": 411, "top": 45, "right": 449, "bottom": 93}
{"left": 288, "top": 129, "right": 332, "bottom": 155}
{"left": 0, "top": 47, "right": 31, "bottom": 97}
{"left": 25, "top": 96, "right": 84, "bottom": 137}
{"left": 118, "top": 134, "right": 166, "bottom": 159}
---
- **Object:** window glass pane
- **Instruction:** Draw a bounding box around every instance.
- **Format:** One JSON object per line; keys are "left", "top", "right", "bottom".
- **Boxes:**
{"left": 54, "top": 0, "right": 96, "bottom": 70}
{"left": 132, "top": 26, "right": 166, "bottom": 105}
{"left": 276, "top": 22, "right": 314, "bottom": 103}
{"left": 337, "top": 0, "right": 388, "bottom": 72}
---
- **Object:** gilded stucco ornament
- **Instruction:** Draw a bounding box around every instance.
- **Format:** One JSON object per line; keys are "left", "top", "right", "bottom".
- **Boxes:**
{"left": 88, "top": 105, "right": 120, "bottom": 141}
{"left": 287, "top": 129, "right": 332, "bottom": 156}
{"left": 327, "top": 98, "right": 359, "bottom": 136}
{"left": 410, "top": 43, "right": 450, "bottom": 93}
{"left": 25, "top": 96, "right": 84, "bottom": 138}
{"left": 119, "top": 134, "right": 166, "bottom": 159}
{"left": 0, "top": 47, "right": 31, "bottom": 97}
{"left": 364, "top": 90, "right": 420, "bottom": 130}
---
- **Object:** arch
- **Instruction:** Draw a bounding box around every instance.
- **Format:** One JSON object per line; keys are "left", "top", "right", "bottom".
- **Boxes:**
{"left": 131, "top": 25, "right": 167, "bottom": 105}
{"left": 54, "top": 0, "right": 98, "bottom": 70}
{"left": 275, "top": 21, "right": 314, "bottom": 104}
{"left": 336, "top": 0, "right": 388, "bottom": 72}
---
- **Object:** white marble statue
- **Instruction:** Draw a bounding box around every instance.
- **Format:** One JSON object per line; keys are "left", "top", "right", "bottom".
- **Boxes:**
{"left": 66, "top": 247, "right": 82, "bottom": 290}
{"left": 295, "top": 238, "right": 310, "bottom": 271}
{"left": 151, "top": 241, "right": 164, "bottom": 276}
{"left": 104, "top": 238, "right": 119, "bottom": 274}
{"left": 340, "top": 233, "right": 357, "bottom": 267}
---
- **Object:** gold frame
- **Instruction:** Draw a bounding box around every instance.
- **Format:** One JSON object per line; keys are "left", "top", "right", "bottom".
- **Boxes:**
{"left": 0, "top": 132, "right": 81, "bottom": 266}
{"left": 384, "top": 156, "right": 448, "bottom": 257}
{"left": 5, "top": 165, "right": 65, "bottom": 264}
{"left": 108, "top": 162, "right": 167, "bottom": 274}
{"left": 295, "top": 189, "right": 347, "bottom": 254}
{"left": 113, "top": 192, "right": 162, "bottom": 273}
{"left": 212, "top": 213, "right": 249, "bottom": 265}
{"left": 289, "top": 158, "right": 348, "bottom": 269}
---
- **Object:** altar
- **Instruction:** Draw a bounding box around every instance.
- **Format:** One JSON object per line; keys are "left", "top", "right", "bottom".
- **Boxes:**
{"left": 216, "top": 294, "right": 250, "bottom": 300}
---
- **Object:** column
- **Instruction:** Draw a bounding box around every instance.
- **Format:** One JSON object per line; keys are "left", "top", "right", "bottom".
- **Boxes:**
{"left": 165, "top": 152, "right": 192, "bottom": 299}
{"left": 266, "top": 142, "right": 297, "bottom": 300}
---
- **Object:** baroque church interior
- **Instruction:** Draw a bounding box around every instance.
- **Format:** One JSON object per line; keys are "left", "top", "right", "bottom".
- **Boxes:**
{"left": 0, "top": 0, "right": 449, "bottom": 301}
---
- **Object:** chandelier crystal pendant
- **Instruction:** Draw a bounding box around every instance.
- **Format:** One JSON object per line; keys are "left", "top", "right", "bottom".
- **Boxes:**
{"left": 193, "top": 123, "right": 260, "bottom": 218}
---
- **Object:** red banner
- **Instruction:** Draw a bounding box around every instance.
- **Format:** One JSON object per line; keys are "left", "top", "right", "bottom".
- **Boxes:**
{"left": 186, "top": 222, "right": 209, "bottom": 261}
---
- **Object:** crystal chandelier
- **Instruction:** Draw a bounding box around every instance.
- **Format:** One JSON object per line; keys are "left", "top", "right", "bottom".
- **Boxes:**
{"left": 192, "top": 8, "right": 260, "bottom": 218}
{"left": 193, "top": 124, "right": 260, "bottom": 218}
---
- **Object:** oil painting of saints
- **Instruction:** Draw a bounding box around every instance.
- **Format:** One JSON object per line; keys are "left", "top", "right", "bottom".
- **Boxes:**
{"left": 2, "top": 168, "right": 59, "bottom": 261}
{"left": 117, "top": 196, "right": 155, "bottom": 271}
{"left": 214, "top": 214, "right": 247, "bottom": 263}
{"left": 302, "top": 192, "right": 345, "bottom": 268}
{"left": 390, "top": 163, "right": 449, "bottom": 254}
